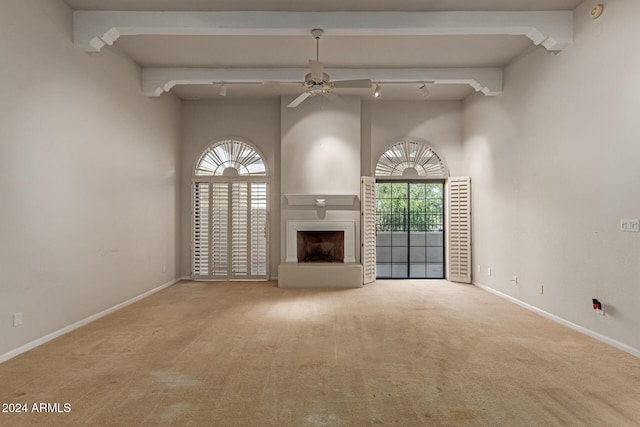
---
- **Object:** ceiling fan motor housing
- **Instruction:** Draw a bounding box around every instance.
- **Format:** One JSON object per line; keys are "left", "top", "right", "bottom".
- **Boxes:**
{"left": 304, "top": 72, "right": 330, "bottom": 86}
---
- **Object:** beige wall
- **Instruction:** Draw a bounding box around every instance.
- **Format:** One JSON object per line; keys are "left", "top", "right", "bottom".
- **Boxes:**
{"left": 0, "top": 0, "right": 182, "bottom": 357}
{"left": 179, "top": 99, "right": 281, "bottom": 278}
{"left": 462, "top": 0, "right": 640, "bottom": 354}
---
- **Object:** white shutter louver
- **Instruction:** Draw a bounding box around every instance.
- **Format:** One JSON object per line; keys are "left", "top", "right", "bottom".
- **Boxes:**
{"left": 211, "top": 183, "right": 230, "bottom": 277}
{"left": 448, "top": 176, "right": 471, "bottom": 283}
{"left": 231, "top": 182, "right": 249, "bottom": 276}
{"left": 251, "top": 182, "right": 268, "bottom": 276}
{"left": 361, "top": 176, "right": 377, "bottom": 284}
{"left": 192, "top": 182, "right": 210, "bottom": 277}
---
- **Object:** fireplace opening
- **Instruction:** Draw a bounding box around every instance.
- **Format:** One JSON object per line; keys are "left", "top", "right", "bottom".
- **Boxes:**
{"left": 297, "top": 231, "right": 344, "bottom": 263}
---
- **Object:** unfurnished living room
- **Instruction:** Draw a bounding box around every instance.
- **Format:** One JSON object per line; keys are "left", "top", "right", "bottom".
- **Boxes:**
{"left": 1, "top": 0, "right": 640, "bottom": 426}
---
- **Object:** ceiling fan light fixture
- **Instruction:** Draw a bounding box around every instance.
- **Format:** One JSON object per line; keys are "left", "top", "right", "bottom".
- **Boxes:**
{"left": 374, "top": 83, "right": 381, "bottom": 98}
{"left": 287, "top": 29, "right": 373, "bottom": 108}
{"left": 219, "top": 83, "right": 227, "bottom": 97}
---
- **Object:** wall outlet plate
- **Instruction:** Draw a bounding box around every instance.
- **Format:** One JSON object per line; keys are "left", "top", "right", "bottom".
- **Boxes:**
{"left": 538, "top": 285, "right": 544, "bottom": 294}
{"left": 487, "top": 267, "right": 491, "bottom": 276}
{"left": 13, "top": 312, "right": 23, "bottom": 327}
{"left": 620, "top": 218, "right": 640, "bottom": 232}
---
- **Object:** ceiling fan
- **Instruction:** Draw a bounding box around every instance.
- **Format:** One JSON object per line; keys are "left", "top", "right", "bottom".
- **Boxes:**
{"left": 286, "top": 29, "right": 372, "bottom": 108}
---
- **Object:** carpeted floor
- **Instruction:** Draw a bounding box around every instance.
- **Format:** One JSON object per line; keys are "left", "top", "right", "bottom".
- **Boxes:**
{"left": 1, "top": 280, "right": 639, "bottom": 426}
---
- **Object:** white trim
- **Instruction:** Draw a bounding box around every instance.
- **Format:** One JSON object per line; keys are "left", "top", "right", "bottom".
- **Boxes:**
{"left": 0, "top": 278, "right": 182, "bottom": 364}
{"left": 285, "top": 220, "right": 356, "bottom": 264}
{"left": 473, "top": 282, "right": 640, "bottom": 358}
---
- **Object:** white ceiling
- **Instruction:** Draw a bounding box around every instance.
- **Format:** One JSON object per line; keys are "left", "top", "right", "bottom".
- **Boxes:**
{"left": 65, "top": 0, "right": 584, "bottom": 101}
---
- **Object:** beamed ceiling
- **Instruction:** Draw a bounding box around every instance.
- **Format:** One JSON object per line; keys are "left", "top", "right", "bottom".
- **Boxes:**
{"left": 65, "top": 0, "right": 584, "bottom": 101}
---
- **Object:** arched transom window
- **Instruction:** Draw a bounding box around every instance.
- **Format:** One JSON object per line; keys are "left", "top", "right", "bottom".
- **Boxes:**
{"left": 195, "top": 139, "right": 267, "bottom": 177}
{"left": 375, "top": 140, "right": 448, "bottom": 178}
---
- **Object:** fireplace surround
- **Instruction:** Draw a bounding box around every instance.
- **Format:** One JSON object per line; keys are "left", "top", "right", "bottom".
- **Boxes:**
{"left": 285, "top": 220, "right": 356, "bottom": 264}
{"left": 279, "top": 219, "right": 362, "bottom": 288}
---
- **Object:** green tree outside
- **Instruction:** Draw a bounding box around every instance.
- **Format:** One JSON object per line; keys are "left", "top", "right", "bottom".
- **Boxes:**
{"left": 376, "top": 182, "right": 443, "bottom": 232}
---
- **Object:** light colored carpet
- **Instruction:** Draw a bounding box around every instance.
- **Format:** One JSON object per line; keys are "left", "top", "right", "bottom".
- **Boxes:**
{"left": 1, "top": 280, "right": 639, "bottom": 426}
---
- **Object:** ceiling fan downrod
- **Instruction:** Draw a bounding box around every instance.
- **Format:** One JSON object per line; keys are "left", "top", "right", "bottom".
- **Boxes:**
{"left": 311, "top": 29, "right": 323, "bottom": 62}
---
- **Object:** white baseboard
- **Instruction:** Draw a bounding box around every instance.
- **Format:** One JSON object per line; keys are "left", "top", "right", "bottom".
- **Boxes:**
{"left": 473, "top": 282, "right": 640, "bottom": 358}
{"left": 181, "top": 276, "right": 278, "bottom": 282}
{"left": 0, "top": 278, "right": 182, "bottom": 364}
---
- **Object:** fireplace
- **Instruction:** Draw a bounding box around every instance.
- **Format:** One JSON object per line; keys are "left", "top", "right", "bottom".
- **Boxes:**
{"left": 297, "top": 231, "right": 344, "bottom": 263}
{"left": 285, "top": 220, "right": 356, "bottom": 263}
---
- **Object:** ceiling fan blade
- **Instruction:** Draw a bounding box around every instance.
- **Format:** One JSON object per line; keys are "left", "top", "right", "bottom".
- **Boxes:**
{"left": 332, "top": 79, "right": 373, "bottom": 89}
{"left": 309, "top": 60, "right": 324, "bottom": 83}
{"left": 324, "top": 92, "right": 347, "bottom": 106}
{"left": 287, "top": 92, "right": 312, "bottom": 108}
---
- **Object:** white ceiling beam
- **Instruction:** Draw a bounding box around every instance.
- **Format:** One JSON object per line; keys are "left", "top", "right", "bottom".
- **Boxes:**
{"left": 75, "top": 10, "right": 572, "bottom": 52}
{"left": 142, "top": 67, "right": 502, "bottom": 97}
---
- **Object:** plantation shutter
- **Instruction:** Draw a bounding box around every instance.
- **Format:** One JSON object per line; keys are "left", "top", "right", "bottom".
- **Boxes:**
{"left": 211, "top": 182, "right": 230, "bottom": 278}
{"left": 192, "top": 179, "right": 268, "bottom": 280}
{"left": 361, "top": 176, "right": 376, "bottom": 284}
{"left": 231, "top": 182, "right": 249, "bottom": 276}
{"left": 250, "top": 182, "right": 268, "bottom": 276}
{"left": 448, "top": 177, "right": 471, "bottom": 283}
{"left": 192, "top": 181, "right": 210, "bottom": 278}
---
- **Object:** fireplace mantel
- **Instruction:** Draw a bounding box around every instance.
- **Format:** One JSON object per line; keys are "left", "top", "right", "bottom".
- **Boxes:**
{"left": 284, "top": 194, "right": 357, "bottom": 207}
{"left": 285, "top": 220, "right": 356, "bottom": 263}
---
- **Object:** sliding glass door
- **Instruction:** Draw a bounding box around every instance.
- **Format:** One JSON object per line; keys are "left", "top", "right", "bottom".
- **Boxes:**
{"left": 375, "top": 181, "right": 444, "bottom": 279}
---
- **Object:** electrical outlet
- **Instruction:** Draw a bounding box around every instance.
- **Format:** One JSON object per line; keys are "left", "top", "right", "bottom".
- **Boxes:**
{"left": 538, "top": 285, "right": 544, "bottom": 294}
{"left": 13, "top": 312, "right": 22, "bottom": 327}
{"left": 477, "top": 265, "right": 481, "bottom": 273}
{"left": 511, "top": 275, "right": 518, "bottom": 285}
{"left": 620, "top": 218, "right": 640, "bottom": 232}
{"left": 592, "top": 299, "right": 605, "bottom": 316}
{"left": 487, "top": 267, "right": 491, "bottom": 276}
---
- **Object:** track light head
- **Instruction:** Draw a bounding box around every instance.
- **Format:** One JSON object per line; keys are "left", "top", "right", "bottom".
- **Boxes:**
{"left": 219, "top": 83, "right": 227, "bottom": 97}
{"left": 373, "top": 83, "right": 381, "bottom": 98}
{"left": 419, "top": 83, "right": 429, "bottom": 97}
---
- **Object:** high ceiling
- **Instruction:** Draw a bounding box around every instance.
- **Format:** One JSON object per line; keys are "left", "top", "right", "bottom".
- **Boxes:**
{"left": 64, "top": 0, "right": 583, "bottom": 12}
{"left": 65, "top": 0, "right": 584, "bottom": 101}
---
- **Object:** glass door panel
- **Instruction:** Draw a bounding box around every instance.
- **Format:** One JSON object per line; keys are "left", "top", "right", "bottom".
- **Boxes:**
{"left": 376, "top": 181, "right": 444, "bottom": 279}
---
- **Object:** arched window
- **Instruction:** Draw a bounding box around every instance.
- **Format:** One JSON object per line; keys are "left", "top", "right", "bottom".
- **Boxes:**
{"left": 195, "top": 139, "right": 267, "bottom": 177}
{"left": 192, "top": 139, "right": 269, "bottom": 281}
{"left": 375, "top": 140, "right": 448, "bottom": 178}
